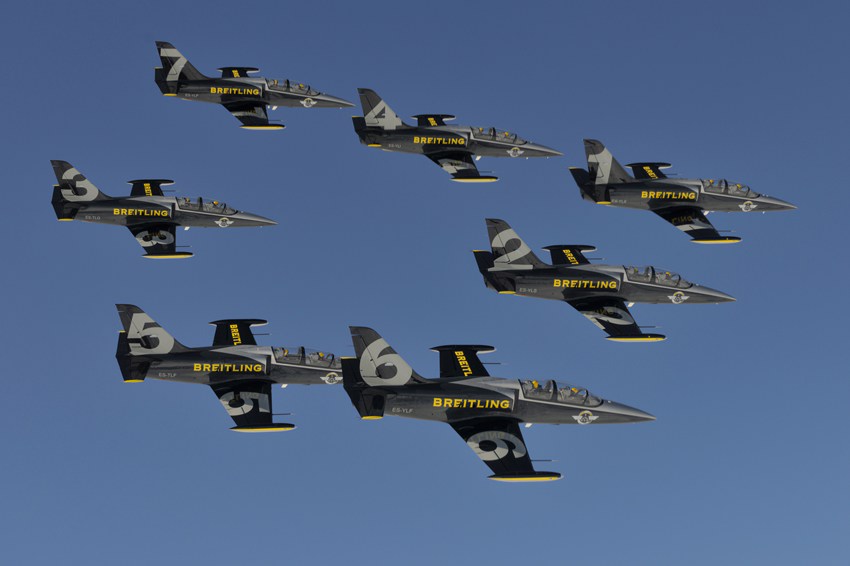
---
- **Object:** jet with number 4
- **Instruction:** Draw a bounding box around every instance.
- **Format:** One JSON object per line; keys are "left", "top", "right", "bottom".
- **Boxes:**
{"left": 154, "top": 41, "right": 353, "bottom": 130}
{"left": 352, "top": 88, "right": 562, "bottom": 182}
{"left": 342, "top": 327, "right": 654, "bottom": 481}
{"left": 473, "top": 219, "right": 735, "bottom": 342}
{"left": 569, "top": 139, "right": 796, "bottom": 243}
{"left": 51, "top": 160, "right": 275, "bottom": 258}
{"left": 116, "top": 305, "right": 343, "bottom": 431}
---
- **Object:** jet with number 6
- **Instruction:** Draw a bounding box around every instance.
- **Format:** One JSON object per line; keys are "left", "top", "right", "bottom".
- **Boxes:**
{"left": 473, "top": 219, "right": 735, "bottom": 341}
{"left": 341, "top": 326, "right": 654, "bottom": 481}
{"left": 352, "top": 88, "right": 562, "bottom": 182}
{"left": 155, "top": 41, "right": 353, "bottom": 130}
{"left": 51, "top": 160, "right": 275, "bottom": 258}
{"left": 116, "top": 305, "right": 343, "bottom": 431}
{"left": 569, "top": 139, "right": 796, "bottom": 243}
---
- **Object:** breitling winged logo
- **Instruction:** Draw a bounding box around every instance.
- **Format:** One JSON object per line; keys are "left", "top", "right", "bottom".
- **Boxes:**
{"left": 573, "top": 410, "right": 599, "bottom": 425}
{"left": 668, "top": 291, "right": 690, "bottom": 304}
{"left": 739, "top": 201, "right": 757, "bottom": 212}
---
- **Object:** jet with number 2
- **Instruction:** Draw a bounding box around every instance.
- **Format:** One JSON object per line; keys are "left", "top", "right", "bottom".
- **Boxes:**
{"left": 569, "top": 139, "right": 796, "bottom": 243}
{"left": 342, "top": 327, "right": 654, "bottom": 481}
{"left": 116, "top": 305, "right": 343, "bottom": 431}
{"left": 154, "top": 41, "right": 353, "bottom": 130}
{"left": 473, "top": 219, "right": 735, "bottom": 341}
{"left": 51, "top": 161, "right": 275, "bottom": 258}
{"left": 352, "top": 88, "right": 562, "bottom": 182}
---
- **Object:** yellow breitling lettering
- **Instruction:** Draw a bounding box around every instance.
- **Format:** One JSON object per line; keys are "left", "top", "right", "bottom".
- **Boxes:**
{"left": 193, "top": 363, "right": 263, "bottom": 372}
{"left": 432, "top": 398, "right": 511, "bottom": 409}
{"left": 553, "top": 279, "right": 618, "bottom": 290}
{"left": 563, "top": 249, "right": 579, "bottom": 265}
{"left": 229, "top": 324, "right": 242, "bottom": 346}
{"left": 454, "top": 351, "right": 473, "bottom": 376}
{"left": 641, "top": 191, "right": 697, "bottom": 200}
{"left": 143, "top": 183, "right": 153, "bottom": 196}
{"left": 427, "top": 117, "right": 438, "bottom": 126}
{"left": 210, "top": 87, "right": 261, "bottom": 96}
{"left": 643, "top": 166, "right": 658, "bottom": 179}
{"left": 113, "top": 209, "right": 169, "bottom": 217}
{"left": 412, "top": 136, "right": 465, "bottom": 145}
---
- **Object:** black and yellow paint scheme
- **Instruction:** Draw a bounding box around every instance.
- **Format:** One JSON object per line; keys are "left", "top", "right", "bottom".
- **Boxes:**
{"left": 116, "top": 305, "right": 343, "bottom": 431}
{"left": 342, "top": 327, "right": 654, "bottom": 481}
{"left": 474, "top": 219, "right": 736, "bottom": 341}
{"left": 570, "top": 139, "right": 796, "bottom": 243}
{"left": 50, "top": 160, "right": 275, "bottom": 258}
{"left": 352, "top": 88, "right": 561, "bottom": 182}
{"left": 155, "top": 41, "right": 353, "bottom": 129}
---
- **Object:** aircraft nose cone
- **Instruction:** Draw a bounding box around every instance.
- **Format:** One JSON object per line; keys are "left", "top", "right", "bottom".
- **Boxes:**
{"left": 606, "top": 401, "right": 655, "bottom": 422}
{"left": 695, "top": 286, "right": 736, "bottom": 303}
{"left": 525, "top": 142, "right": 563, "bottom": 157}
{"left": 761, "top": 196, "right": 796, "bottom": 211}
{"left": 238, "top": 212, "right": 277, "bottom": 226}
{"left": 318, "top": 94, "right": 355, "bottom": 108}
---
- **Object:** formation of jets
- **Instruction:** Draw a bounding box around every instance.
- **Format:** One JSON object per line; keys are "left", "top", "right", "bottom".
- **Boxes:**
{"left": 48, "top": 41, "right": 797, "bottom": 480}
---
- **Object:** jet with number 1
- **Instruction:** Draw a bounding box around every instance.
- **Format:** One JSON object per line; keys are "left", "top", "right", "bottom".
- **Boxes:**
{"left": 473, "top": 219, "right": 735, "bottom": 341}
{"left": 341, "top": 327, "right": 654, "bottom": 481}
{"left": 51, "top": 161, "right": 275, "bottom": 258}
{"left": 569, "top": 139, "right": 796, "bottom": 243}
{"left": 154, "top": 41, "right": 353, "bottom": 130}
{"left": 352, "top": 88, "right": 562, "bottom": 182}
{"left": 116, "top": 305, "right": 342, "bottom": 431}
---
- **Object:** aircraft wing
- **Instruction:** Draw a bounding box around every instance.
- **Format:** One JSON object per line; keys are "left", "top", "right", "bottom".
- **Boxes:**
{"left": 567, "top": 297, "right": 665, "bottom": 342}
{"left": 430, "top": 345, "right": 494, "bottom": 378}
{"left": 451, "top": 418, "right": 560, "bottom": 481}
{"left": 127, "top": 224, "right": 192, "bottom": 258}
{"left": 652, "top": 206, "right": 741, "bottom": 243}
{"left": 222, "top": 101, "right": 283, "bottom": 130}
{"left": 210, "top": 381, "right": 294, "bottom": 432}
{"left": 426, "top": 151, "right": 497, "bottom": 183}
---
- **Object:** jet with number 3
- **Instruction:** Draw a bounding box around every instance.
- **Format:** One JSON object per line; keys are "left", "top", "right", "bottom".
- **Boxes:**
{"left": 352, "top": 88, "right": 562, "bottom": 182}
{"left": 473, "top": 219, "right": 735, "bottom": 342}
{"left": 116, "top": 305, "right": 342, "bottom": 431}
{"left": 154, "top": 41, "right": 353, "bottom": 130}
{"left": 569, "top": 139, "right": 796, "bottom": 243}
{"left": 341, "top": 326, "right": 654, "bottom": 481}
{"left": 51, "top": 160, "right": 275, "bottom": 258}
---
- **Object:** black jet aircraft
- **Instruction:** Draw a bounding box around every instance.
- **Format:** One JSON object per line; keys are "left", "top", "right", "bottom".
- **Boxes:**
{"left": 116, "top": 304, "right": 342, "bottom": 431}
{"left": 569, "top": 139, "right": 796, "bottom": 243}
{"left": 51, "top": 160, "right": 275, "bottom": 258}
{"left": 154, "top": 41, "right": 353, "bottom": 130}
{"left": 341, "top": 327, "right": 654, "bottom": 481}
{"left": 352, "top": 88, "right": 562, "bottom": 182}
{"left": 473, "top": 219, "right": 735, "bottom": 341}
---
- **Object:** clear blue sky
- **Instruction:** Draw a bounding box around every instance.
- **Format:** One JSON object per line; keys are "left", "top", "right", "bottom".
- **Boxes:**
{"left": 1, "top": 1, "right": 847, "bottom": 564}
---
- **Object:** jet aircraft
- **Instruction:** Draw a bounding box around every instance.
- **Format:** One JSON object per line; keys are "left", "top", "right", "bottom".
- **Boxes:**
{"left": 569, "top": 139, "right": 796, "bottom": 243}
{"left": 473, "top": 219, "right": 735, "bottom": 341}
{"left": 341, "top": 327, "right": 654, "bottom": 481}
{"left": 50, "top": 160, "right": 275, "bottom": 258}
{"left": 116, "top": 304, "right": 342, "bottom": 431}
{"left": 352, "top": 88, "right": 562, "bottom": 182}
{"left": 154, "top": 41, "right": 353, "bottom": 130}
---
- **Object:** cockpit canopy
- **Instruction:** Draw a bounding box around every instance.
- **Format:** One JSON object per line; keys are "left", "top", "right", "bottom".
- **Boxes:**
{"left": 266, "top": 79, "right": 320, "bottom": 96}
{"left": 177, "top": 197, "right": 237, "bottom": 215}
{"left": 273, "top": 346, "right": 341, "bottom": 369}
{"left": 520, "top": 379, "right": 602, "bottom": 406}
{"left": 471, "top": 127, "right": 527, "bottom": 145}
{"left": 702, "top": 179, "right": 760, "bottom": 198}
{"left": 624, "top": 266, "right": 692, "bottom": 288}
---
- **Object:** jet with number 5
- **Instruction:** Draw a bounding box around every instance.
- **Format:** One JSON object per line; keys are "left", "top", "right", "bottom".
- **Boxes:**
{"left": 51, "top": 160, "right": 275, "bottom": 258}
{"left": 569, "top": 139, "right": 796, "bottom": 243}
{"left": 352, "top": 88, "right": 562, "bottom": 182}
{"left": 116, "top": 305, "right": 343, "bottom": 431}
{"left": 154, "top": 41, "right": 353, "bottom": 130}
{"left": 341, "top": 326, "right": 654, "bottom": 481}
{"left": 473, "top": 219, "right": 735, "bottom": 341}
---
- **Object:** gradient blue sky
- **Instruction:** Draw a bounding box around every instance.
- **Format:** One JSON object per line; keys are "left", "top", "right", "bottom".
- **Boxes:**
{"left": 2, "top": 1, "right": 848, "bottom": 564}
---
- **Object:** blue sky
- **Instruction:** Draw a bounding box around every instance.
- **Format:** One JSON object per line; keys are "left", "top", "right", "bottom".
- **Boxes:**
{"left": 1, "top": 1, "right": 848, "bottom": 564}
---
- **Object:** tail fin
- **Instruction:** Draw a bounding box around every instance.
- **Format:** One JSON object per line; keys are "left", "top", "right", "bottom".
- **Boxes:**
{"left": 349, "top": 326, "right": 425, "bottom": 387}
{"left": 584, "top": 139, "right": 633, "bottom": 185}
{"left": 116, "top": 304, "right": 189, "bottom": 356}
{"left": 50, "top": 160, "right": 110, "bottom": 220}
{"left": 357, "top": 88, "right": 405, "bottom": 130}
{"left": 485, "top": 218, "right": 547, "bottom": 270}
{"left": 155, "top": 41, "right": 207, "bottom": 93}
